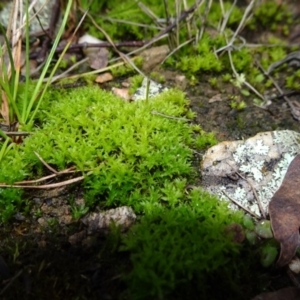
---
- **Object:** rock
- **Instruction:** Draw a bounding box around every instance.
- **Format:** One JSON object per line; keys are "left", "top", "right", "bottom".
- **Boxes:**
{"left": 133, "top": 78, "right": 168, "bottom": 101}
{"left": 201, "top": 130, "right": 300, "bottom": 217}
{"left": 139, "top": 45, "right": 170, "bottom": 72}
{"left": 0, "top": 0, "right": 60, "bottom": 34}
{"left": 68, "top": 230, "right": 87, "bottom": 246}
{"left": 82, "top": 206, "right": 136, "bottom": 234}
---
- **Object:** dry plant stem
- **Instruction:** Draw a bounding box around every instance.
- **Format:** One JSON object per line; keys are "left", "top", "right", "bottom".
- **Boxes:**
{"left": 151, "top": 110, "right": 190, "bottom": 121}
{"left": 163, "top": 0, "right": 171, "bottom": 26}
{"left": 216, "top": 0, "right": 256, "bottom": 53}
{"left": 54, "top": 33, "right": 164, "bottom": 81}
{"left": 236, "top": 171, "right": 266, "bottom": 219}
{"left": 29, "top": 41, "right": 145, "bottom": 59}
{"left": 138, "top": 2, "right": 161, "bottom": 28}
{"left": 0, "top": 175, "right": 85, "bottom": 189}
{"left": 0, "top": 269, "right": 24, "bottom": 296}
{"left": 85, "top": 12, "right": 145, "bottom": 77}
{"left": 99, "top": 16, "right": 163, "bottom": 30}
{"left": 67, "top": 0, "right": 202, "bottom": 81}
{"left": 196, "top": 0, "right": 212, "bottom": 43}
{"left": 175, "top": 0, "right": 181, "bottom": 47}
{"left": 43, "top": 57, "right": 88, "bottom": 83}
{"left": 14, "top": 167, "right": 76, "bottom": 185}
{"left": 183, "top": 0, "right": 192, "bottom": 39}
{"left": 34, "top": 151, "right": 58, "bottom": 174}
{"left": 219, "top": 0, "right": 237, "bottom": 34}
{"left": 256, "top": 61, "right": 300, "bottom": 121}
{"left": 146, "top": 0, "right": 204, "bottom": 47}
{"left": 227, "top": 49, "right": 265, "bottom": 102}
{"left": 161, "top": 38, "right": 194, "bottom": 64}
{"left": 222, "top": 190, "right": 260, "bottom": 218}
{"left": 1, "top": 132, "right": 29, "bottom": 136}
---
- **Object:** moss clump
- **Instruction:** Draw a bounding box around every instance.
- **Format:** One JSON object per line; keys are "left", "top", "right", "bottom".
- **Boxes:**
{"left": 122, "top": 188, "right": 263, "bottom": 299}
{"left": 0, "top": 86, "right": 217, "bottom": 220}
{"left": 247, "top": 1, "right": 293, "bottom": 33}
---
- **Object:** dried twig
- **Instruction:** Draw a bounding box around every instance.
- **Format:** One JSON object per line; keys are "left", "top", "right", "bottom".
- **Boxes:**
{"left": 34, "top": 151, "right": 58, "bottom": 174}
{"left": 216, "top": 0, "right": 256, "bottom": 53}
{"left": 227, "top": 48, "right": 265, "bottom": 102}
{"left": 14, "top": 167, "right": 76, "bottom": 185}
{"left": 235, "top": 171, "right": 266, "bottom": 219}
{"left": 256, "top": 60, "right": 300, "bottom": 121}
{"left": 0, "top": 175, "right": 85, "bottom": 189}
{"left": 222, "top": 190, "right": 261, "bottom": 218}
{"left": 151, "top": 110, "right": 190, "bottom": 121}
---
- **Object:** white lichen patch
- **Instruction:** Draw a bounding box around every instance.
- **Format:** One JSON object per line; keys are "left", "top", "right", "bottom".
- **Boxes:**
{"left": 201, "top": 130, "right": 300, "bottom": 217}
{"left": 0, "top": 0, "right": 60, "bottom": 34}
{"left": 133, "top": 78, "right": 168, "bottom": 101}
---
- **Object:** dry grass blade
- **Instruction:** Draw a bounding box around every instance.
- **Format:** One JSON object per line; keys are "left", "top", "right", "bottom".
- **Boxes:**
{"left": 0, "top": 175, "right": 85, "bottom": 189}
{"left": 85, "top": 12, "right": 145, "bottom": 77}
{"left": 34, "top": 151, "right": 59, "bottom": 174}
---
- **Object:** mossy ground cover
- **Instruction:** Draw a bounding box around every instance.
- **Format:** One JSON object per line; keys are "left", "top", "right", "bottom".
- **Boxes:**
{"left": 1, "top": 0, "right": 300, "bottom": 298}
{"left": 1, "top": 83, "right": 277, "bottom": 299}
{"left": 0, "top": 85, "right": 266, "bottom": 298}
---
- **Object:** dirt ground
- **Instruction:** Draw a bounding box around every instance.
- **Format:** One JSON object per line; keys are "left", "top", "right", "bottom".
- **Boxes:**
{"left": 1, "top": 71, "right": 300, "bottom": 299}
{"left": 1, "top": 1, "right": 300, "bottom": 299}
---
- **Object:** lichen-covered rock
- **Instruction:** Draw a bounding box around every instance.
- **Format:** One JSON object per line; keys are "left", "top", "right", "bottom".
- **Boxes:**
{"left": 133, "top": 78, "right": 168, "bottom": 101}
{"left": 201, "top": 130, "right": 300, "bottom": 217}
{"left": 0, "top": 0, "right": 58, "bottom": 34}
{"left": 82, "top": 206, "right": 136, "bottom": 234}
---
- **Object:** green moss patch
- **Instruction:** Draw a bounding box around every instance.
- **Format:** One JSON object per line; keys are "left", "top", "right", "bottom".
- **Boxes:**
{"left": 0, "top": 86, "right": 217, "bottom": 220}
{"left": 122, "top": 188, "right": 263, "bottom": 300}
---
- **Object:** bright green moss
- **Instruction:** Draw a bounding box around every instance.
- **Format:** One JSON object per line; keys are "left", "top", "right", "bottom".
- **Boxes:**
{"left": 128, "top": 74, "right": 144, "bottom": 95}
{"left": 0, "top": 86, "right": 217, "bottom": 218}
{"left": 248, "top": 1, "right": 293, "bottom": 33}
{"left": 122, "top": 188, "right": 263, "bottom": 299}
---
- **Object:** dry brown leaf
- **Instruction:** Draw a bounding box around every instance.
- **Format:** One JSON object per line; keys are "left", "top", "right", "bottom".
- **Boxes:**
{"left": 88, "top": 48, "right": 109, "bottom": 70}
{"left": 209, "top": 93, "right": 223, "bottom": 103}
{"left": 251, "top": 287, "right": 300, "bottom": 300}
{"left": 269, "top": 154, "right": 300, "bottom": 267}
{"left": 112, "top": 87, "right": 131, "bottom": 101}
{"left": 1, "top": 92, "right": 10, "bottom": 125}
{"left": 95, "top": 72, "right": 113, "bottom": 83}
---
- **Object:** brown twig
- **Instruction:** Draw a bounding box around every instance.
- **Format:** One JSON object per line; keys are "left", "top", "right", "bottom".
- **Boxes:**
{"left": 0, "top": 175, "right": 85, "bottom": 189}
{"left": 14, "top": 167, "right": 76, "bottom": 185}
{"left": 29, "top": 41, "right": 145, "bottom": 59}
{"left": 34, "top": 151, "right": 58, "bottom": 174}
{"left": 30, "top": 0, "right": 202, "bottom": 61}
{"left": 256, "top": 60, "right": 300, "bottom": 121}
{"left": 235, "top": 171, "right": 266, "bottom": 219}
{"left": 222, "top": 190, "right": 261, "bottom": 218}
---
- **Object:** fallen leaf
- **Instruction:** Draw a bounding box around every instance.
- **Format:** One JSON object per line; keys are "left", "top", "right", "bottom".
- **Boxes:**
{"left": 269, "top": 154, "right": 300, "bottom": 267}
{"left": 251, "top": 287, "right": 300, "bottom": 300}
{"left": 208, "top": 93, "right": 223, "bottom": 103}
{"left": 95, "top": 72, "right": 113, "bottom": 83}
{"left": 112, "top": 87, "right": 131, "bottom": 101}
{"left": 78, "top": 34, "right": 109, "bottom": 70}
